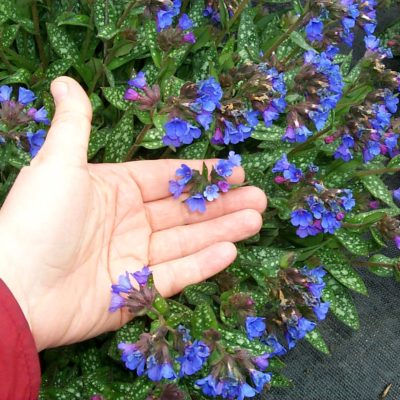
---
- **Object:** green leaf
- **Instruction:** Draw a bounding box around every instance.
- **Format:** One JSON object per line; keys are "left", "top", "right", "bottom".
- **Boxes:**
{"left": 323, "top": 277, "right": 359, "bottom": 330}
{"left": 98, "top": 24, "right": 121, "bottom": 40}
{"left": 1, "top": 24, "right": 19, "bottom": 47}
{"left": 345, "top": 209, "right": 387, "bottom": 225}
{"left": 361, "top": 175, "right": 396, "bottom": 207}
{"left": 270, "top": 373, "right": 293, "bottom": 388}
{"left": 104, "top": 109, "right": 134, "bottom": 162}
{"left": 317, "top": 250, "right": 367, "bottom": 295}
{"left": 44, "top": 59, "right": 73, "bottom": 86}
{"left": 334, "top": 228, "right": 370, "bottom": 256}
{"left": 102, "top": 86, "right": 129, "bottom": 110}
{"left": 290, "top": 31, "right": 315, "bottom": 51}
{"left": 219, "top": 328, "right": 271, "bottom": 356}
{"left": 387, "top": 153, "right": 400, "bottom": 168}
{"left": 112, "top": 380, "right": 153, "bottom": 400}
{"left": 237, "top": 7, "right": 259, "bottom": 62}
{"left": 141, "top": 127, "right": 164, "bottom": 150}
{"left": 365, "top": 254, "right": 394, "bottom": 278}
{"left": 306, "top": 329, "right": 330, "bottom": 354}
{"left": 191, "top": 303, "right": 218, "bottom": 338}
{"left": 144, "top": 20, "right": 161, "bottom": 68}
{"left": 94, "top": 0, "right": 118, "bottom": 31}
{"left": 178, "top": 138, "right": 208, "bottom": 160}
{"left": 47, "top": 23, "right": 80, "bottom": 62}
{"left": 88, "top": 128, "right": 109, "bottom": 159}
{"left": 251, "top": 124, "right": 285, "bottom": 141}
{"left": 57, "top": 12, "right": 90, "bottom": 27}
{"left": 184, "top": 282, "right": 218, "bottom": 306}
{"left": 1, "top": 68, "right": 30, "bottom": 85}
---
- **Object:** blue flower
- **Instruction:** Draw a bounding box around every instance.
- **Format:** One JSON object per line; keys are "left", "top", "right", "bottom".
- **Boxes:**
{"left": 26, "top": 129, "right": 46, "bottom": 157}
{"left": 291, "top": 209, "right": 313, "bottom": 228}
{"left": 193, "top": 77, "right": 223, "bottom": 113}
{"left": 228, "top": 151, "right": 241, "bottom": 167}
{"left": 272, "top": 154, "right": 290, "bottom": 173}
{"left": 118, "top": 342, "right": 146, "bottom": 374}
{"left": 128, "top": 71, "right": 147, "bottom": 89}
{"left": 321, "top": 211, "right": 341, "bottom": 234}
{"left": 111, "top": 272, "right": 133, "bottom": 293}
{"left": 185, "top": 193, "right": 207, "bottom": 213}
{"left": 146, "top": 355, "right": 177, "bottom": 381}
{"left": 365, "top": 34, "right": 380, "bottom": 51}
{"left": 263, "top": 104, "right": 279, "bottom": 127}
{"left": 384, "top": 91, "right": 399, "bottom": 114}
{"left": 163, "top": 118, "right": 188, "bottom": 147}
{"left": 262, "top": 334, "right": 287, "bottom": 357}
{"left": 156, "top": 9, "right": 175, "bottom": 30}
{"left": 245, "top": 316, "right": 266, "bottom": 340}
{"left": 249, "top": 369, "right": 272, "bottom": 392}
{"left": 178, "top": 13, "right": 193, "bottom": 30}
{"left": 215, "top": 159, "right": 233, "bottom": 177}
{"left": 285, "top": 317, "right": 316, "bottom": 349}
{"left": 177, "top": 340, "right": 210, "bottom": 376}
{"left": 283, "top": 125, "right": 313, "bottom": 143}
{"left": 305, "top": 18, "right": 324, "bottom": 42}
{"left": 196, "top": 375, "right": 219, "bottom": 397}
{"left": 204, "top": 184, "right": 219, "bottom": 201}
{"left": 0, "top": 85, "right": 12, "bottom": 102}
{"left": 313, "top": 301, "right": 330, "bottom": 321}
{"left": 252, "top": 353, "right": 270, "bottom": 371}
{"left": 169, "top": 180, "right": 184, "bottom": 198}
{"left": 177, "top": 325, "right": 192, "bottom": 342}
{"left": 132, "top": 266, "right": 151, "bottom": 286}
{"left": 393, "top": 188, "right": 400, "bottom": 203}
{"left": 283, "top": 165, "right": 303, "bottom": 183}
{"left": 18, "top": 87, "right": 36, "bottom": 105}
{"left": 246, "top": 110, "right": 260, "bottom": 127}
{"left": 196, "top": 111, "right": 213, "bottom": 130}
{"left": 220, "top": 379, "right": 257, "bottom": 400}
{"left": 223, "top": 122, "right": 252, "bottom": 145}
{"left": 28, "top": 106, "right": 50, "bottom": 125}
{"left": 340, "top": 189, "right": 355, "bottom": 211}
{"left": 176, "top": 164, "right": 192, "bottom": 185}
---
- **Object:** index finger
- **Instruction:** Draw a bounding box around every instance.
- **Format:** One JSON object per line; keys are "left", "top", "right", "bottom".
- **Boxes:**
{"left": 122, "top": 159, "right": 245, "bottom": 202}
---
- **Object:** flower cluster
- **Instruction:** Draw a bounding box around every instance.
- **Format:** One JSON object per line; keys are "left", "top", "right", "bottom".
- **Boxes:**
{"left": 273, "top": 155, "right": 356, "bottom": 237}
{"left": 155, "top": 0, "right": 196, "bottom": 49}
{"left": 124, "top": 71, "right": 161, "bottom": 110}
{"left": 376, "top": 215, "right": 400, "bottom": 250}
{"left": 195, "top": 350, "right": 272, "bottom": 399}
{"left": 203, "top": 0, "right": 235, "bottom": 25}
{"left": 284, "top": 48, "right": 343, "bottom": 142}
{"left": 169, "top": 151, "right": 241, "bottom": 212}
{"left": 0, "top": 85, "right": 49, "bottom": 157}
{"left": 244, "top": 266, "right": 329, "bottom": 352}
{"left": 326, "top": 89, "right": 399, "bottom": 163}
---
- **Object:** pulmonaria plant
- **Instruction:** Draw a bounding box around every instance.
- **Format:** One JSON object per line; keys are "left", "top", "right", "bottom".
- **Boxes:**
{"left": 0, "top": 85, "right": 49, "bottom": 157}
{"left": 169, "top": 151, "right": 241, "bottom": 212}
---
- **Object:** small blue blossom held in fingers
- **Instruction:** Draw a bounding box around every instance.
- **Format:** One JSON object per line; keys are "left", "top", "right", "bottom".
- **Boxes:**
{"left": 185, "top": 193, "right": 207, "bottom": 213}
{"left": 27, "top": 107, "right": 50, "bottom": 125}
{"left": 204, "top": 184, "right": 219, "bottom": 201}
{"left": 245, "top": 316, "right": 266, "bottom": 340}
{"left": 132, "top": 266, "right": 151, "bottom": 286}
{"left": 27, "top": 129, "right": 46, "bottom": 157}
{"left": 176, "top": 164, "right": 192, "bottom": 185}
{"left": 169, "top": 180, "right": 184, "bottom": 198}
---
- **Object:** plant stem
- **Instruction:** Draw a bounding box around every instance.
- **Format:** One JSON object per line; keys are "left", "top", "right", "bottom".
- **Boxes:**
{"left": 80, "top": 5, "right": 95, "bottom": 60}
{"left": 32, "top": 1, "right": 48, "bottom": 68}
{"left": 355, "top": 167, "right": 400, "bottom": 177}
{"left": 288, "top": 125, "right": 333, "bottom": 156}
{"left": 124, "top": 124, "right": 152, "bottom": 161}
{"left": 262, "top": 1, "right": 311, "bottom": 61}
{"left": 0, "top": 49, "right": 14, "bottom": 73}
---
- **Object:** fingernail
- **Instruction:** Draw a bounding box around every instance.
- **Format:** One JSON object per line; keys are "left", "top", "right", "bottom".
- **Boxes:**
{"left": 51, "top": 80, "right": 69, "bottom": 104}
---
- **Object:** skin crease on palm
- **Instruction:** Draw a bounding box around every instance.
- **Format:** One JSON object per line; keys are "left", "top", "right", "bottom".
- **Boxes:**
{"left": 0, "top": 77, "right": 267, "bottom": 352}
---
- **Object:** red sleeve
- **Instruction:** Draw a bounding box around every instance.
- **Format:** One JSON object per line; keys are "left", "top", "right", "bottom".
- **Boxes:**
{"left": 0, "top": 279, "right": 41, "bottom": 399}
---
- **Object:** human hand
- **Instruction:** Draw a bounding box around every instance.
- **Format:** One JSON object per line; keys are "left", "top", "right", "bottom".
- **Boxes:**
{"left": 0, "top": 77, "right": 267, "bottom": 351}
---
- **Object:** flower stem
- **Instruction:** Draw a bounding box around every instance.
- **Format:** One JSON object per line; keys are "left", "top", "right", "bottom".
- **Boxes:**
{"left": 124, "top": 124, "right": 152, "bottom": 161}
{"left": 351, "top": 260, "right": 394, "bottom": 269}
{"left": 32, "top": 1, "right": 48, "bottom": 68}
{"left": 288, "top": 125, "right": 333, "bottom": 156}
{"left": 116, "top": 0, "right": 137, "bottom": 29}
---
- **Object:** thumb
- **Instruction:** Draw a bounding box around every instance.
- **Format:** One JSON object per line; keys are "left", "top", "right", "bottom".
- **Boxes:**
{"left": 35, "top": 76, "right": 92, "bottom": 166}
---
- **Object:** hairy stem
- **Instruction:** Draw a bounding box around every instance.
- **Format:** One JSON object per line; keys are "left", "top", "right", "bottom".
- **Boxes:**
{"left": 32, "top": 1, "right": 48, "bottom": 68}
{"left": 125, "top": 124, "right": 152, "bottom": 161}
{"left": 356, "top": 167, "right": 400, "bottom": 177}
{"left": 352, "top": 260, "right": 394, "bottom": 269}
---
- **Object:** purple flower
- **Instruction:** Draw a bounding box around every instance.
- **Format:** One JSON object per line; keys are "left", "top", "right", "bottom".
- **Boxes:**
{"left": 0, "top": 85, "right": 12, "bottom": 102}
{"left": 132, "top": 266, "right": 151, "bottom": 286}
{"left": 18, "top": 87, "right": 36, "bottom": 105}
{"left": 203, "top": 184, "right": 219, "bottom": 201}
{"left": 217, "top": 180, "right": 230, "bottom": 193}
{"left": 28, "top": 107, "right": 50, "bottom": 124}
{"left": 177, "top": 340, "right": 210, "bottom": 376}
{"left": 395, "top": 236, "right": 400, "bottom": 249}
{"left": 178, "top": 14, "right": 193, "bottom": 30}
{"left": 185, "top": 193, "right": 207, "bottom": 213}
{"left": 111, "top": 272, "right": 133, "bottom": 293}
{"left": 118, "top": 342, "right": 146, "bottom": 373}
{"left": 305, "top": 18, "right": 324, "bottom": 42}
{"left": 128, "top": 71, "right": 147, "bottom": 89}
{"left": 109, "top": 292, "right": 126, "bottom": 312}
{"left": 176, "top": 164, "right": 192, "bottom": 185}
{"left": 169, "top": 180, "right": 184, "bottom": 198}
{"left": 252, "top": 353, "right": 270, "bottom": 371}
{"left": 124, "top": 88, "right": 140, "bottom": 101}
{"left": 245, "top": 316, "right": 266, "bottom": 340}
{"left": 26, "top": 129, "right": 46, "bottom": 157}
{"left": 249, "top": 369, "right": 272, "bottom": 392}
{"left": 147, "top": 355, "right": 177, "bottom": 381}
{"left": 183, "top": 32, "right": 196, "bottom": 44}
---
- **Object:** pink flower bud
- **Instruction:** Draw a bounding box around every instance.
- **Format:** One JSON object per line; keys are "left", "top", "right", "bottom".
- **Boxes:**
{"left": 369, "top": 200, "right": 379, "bottom": 209}
{"left": 274, "top": 176, "right": 286, "bottom": 184}
{"left": 336, "top": 212, "right": 345, "bottom": 221}
{"left": 324, "top": 136, "right": 334, "bottom": 144}
{"left": 124, "top": 88, "right": 140, "bottom": 101}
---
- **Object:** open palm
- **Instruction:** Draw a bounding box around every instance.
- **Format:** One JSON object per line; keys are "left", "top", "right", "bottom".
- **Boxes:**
{"left": 0, "top": 78, "right": 267, "bottom": 351}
